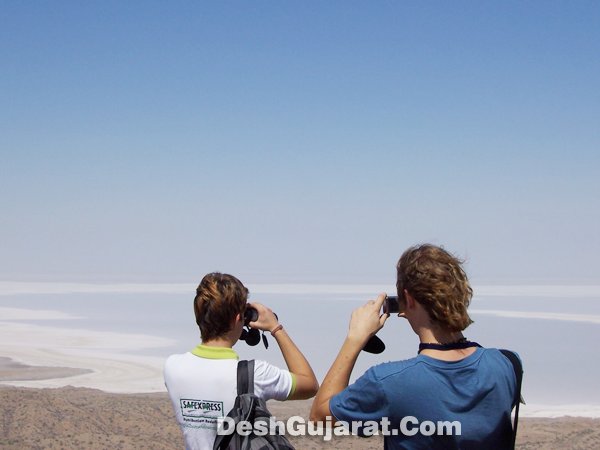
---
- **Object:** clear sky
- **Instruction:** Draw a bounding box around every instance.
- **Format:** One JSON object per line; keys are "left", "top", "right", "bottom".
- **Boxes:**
{"left": 1, "top": 1, "right": 599, "bottom": 284}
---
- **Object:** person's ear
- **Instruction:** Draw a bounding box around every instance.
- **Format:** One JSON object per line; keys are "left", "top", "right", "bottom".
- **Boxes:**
{"left": 404, "top": 289, "right": 416, "bottom": 309}
{"left": 230, "top": 313, "right": 242, "bottom": 329}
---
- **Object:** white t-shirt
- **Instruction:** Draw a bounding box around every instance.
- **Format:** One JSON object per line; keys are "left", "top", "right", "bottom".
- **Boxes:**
{"left": 164, "top": 344, "right": 295, "bottom": 450}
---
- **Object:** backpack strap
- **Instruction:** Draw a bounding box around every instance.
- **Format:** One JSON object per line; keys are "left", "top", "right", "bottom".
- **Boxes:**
{"left": 237, "top": 359, "right": 255, "bottom": 396}
{"left": 500, "top": 350, "right": 524, "bottom": 450}
{"left": 213, "top": 360, "right": 257, "bottom": 450}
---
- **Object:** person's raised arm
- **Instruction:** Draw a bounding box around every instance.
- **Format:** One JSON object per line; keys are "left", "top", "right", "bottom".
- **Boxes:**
{"left": 248, "top": 302, "right": 319, "bottom": 400}
{"left": 309, "top": 294, "right": 388, "bottom": 422}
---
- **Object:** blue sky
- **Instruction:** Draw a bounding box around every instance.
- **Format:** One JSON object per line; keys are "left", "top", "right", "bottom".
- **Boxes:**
{"left": 1, "top": 1, "right": 599, "bottom": 284}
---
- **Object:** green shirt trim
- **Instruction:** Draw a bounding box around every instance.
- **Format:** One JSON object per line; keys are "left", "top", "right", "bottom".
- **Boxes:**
{"left": 191, "top": 344, "right": 239, "bottom": 360}
{"left": 287, "top": 373, "right": 297, "bottom": 399}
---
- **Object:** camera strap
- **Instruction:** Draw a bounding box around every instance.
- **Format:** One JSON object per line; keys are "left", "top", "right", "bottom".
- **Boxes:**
{"left": 418, "top": 340, "right": 481, "bottom": 353}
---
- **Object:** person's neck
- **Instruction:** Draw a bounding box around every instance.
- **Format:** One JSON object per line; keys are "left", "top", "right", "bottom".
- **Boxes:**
{"left": 417, "top": 328, "right": 465, "bottom": 345}
{"left": 414, "top": 326, "right": 478, "bottom": 361}
{"left": 202, "top": 336, "right": 236, "bottom": 348}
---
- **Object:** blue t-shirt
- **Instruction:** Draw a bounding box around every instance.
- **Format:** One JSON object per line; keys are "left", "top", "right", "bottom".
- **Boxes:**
{"left": 330, "top": 348, "right": 517, "bottom": 449}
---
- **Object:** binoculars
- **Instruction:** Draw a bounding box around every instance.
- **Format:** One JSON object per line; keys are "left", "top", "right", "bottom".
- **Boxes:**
{"left": 239, "top": 306, "right": 270, "bottom": 348}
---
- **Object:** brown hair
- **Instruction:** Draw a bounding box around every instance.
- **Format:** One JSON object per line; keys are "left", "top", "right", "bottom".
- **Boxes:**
{"left": 396, "top": 244, "right": 473, "bottom": 331}
{"left": 193, "top": 272, "right": 248, "bottom": 341}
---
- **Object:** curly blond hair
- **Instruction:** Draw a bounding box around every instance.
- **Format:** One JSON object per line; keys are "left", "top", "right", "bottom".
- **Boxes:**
{"left": 396, "top": 244, "right": 473, "bottom": 331}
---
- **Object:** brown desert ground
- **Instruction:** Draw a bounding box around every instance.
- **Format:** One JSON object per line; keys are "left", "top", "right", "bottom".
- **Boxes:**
{"left": 1, "top": 385, "right": 599, "bottom": 450}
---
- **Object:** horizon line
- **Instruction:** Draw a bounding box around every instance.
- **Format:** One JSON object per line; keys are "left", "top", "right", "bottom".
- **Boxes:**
{"left": 1, "top": 281, "right": 600, "bottom": 297}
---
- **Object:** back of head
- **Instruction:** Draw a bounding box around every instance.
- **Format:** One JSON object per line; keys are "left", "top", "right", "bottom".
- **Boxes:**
{"left": 396, "top": 244, "right": 473, "bottom": 332}
{"left": 193, "top": 272, "right": 248, "bottom": 342}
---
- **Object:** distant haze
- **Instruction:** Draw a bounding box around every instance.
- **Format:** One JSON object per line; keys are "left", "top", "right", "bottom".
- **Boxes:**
{"left": 1, "top": 2, "right": 598, "bottom": 284}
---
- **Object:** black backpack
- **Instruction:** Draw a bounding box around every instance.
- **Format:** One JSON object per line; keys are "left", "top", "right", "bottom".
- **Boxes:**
{"left": 500, "top": 349, "right": 524, "bottom": 450}
{"left": 213, "top": 360, "right": 295, "bottom": 450}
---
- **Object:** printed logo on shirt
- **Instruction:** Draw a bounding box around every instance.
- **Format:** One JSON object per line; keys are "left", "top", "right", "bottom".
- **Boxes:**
{"left": 180, "top": 398, "right": 224, "bottom": 420}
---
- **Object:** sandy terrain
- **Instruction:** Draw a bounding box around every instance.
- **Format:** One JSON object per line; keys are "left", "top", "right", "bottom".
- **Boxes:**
{"left": 1, "top": 385, "right": 599, "bottom": 450}
{"left": 0, "top": 357, "right": 91, "bottom": 382}
{"left": 1, "top": 309, "right": 599, "bottom": 449}
{"left": 0, "top": 315, "right": 173, "bottom": 393}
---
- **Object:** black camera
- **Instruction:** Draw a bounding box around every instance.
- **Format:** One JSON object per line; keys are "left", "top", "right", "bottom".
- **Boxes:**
{"left": 362, "top": 295, "right": 405, "bottom": 355}
{"left": 383, "top": 295, "right": 405, "bottom": 315}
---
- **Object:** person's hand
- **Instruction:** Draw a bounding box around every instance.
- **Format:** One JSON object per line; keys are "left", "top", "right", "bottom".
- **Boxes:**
{"left": 247, "top": 302, "right": 279, "bottom": 332}
{"left": 347, "top": 293, "right": 389, "bottom": 344}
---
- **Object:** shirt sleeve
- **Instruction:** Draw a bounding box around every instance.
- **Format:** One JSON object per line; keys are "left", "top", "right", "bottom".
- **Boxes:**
{"left": 330, "top": 367, "right": 389, "bottom": 425}
{"left": 253, "top": 359, "right": 294, "bottom": 401}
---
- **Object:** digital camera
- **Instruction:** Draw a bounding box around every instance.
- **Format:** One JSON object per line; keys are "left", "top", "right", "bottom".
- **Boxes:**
{"left": 383, "top": 295, "right": 406, "bottom": 315}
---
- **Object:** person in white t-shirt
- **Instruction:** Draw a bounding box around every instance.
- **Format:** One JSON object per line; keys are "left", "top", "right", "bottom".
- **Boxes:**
{"left": 164, "top": 272, "right": 319, "bottom": 450}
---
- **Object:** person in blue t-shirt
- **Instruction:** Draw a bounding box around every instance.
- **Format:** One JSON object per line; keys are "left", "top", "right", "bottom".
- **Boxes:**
{"left": 310, "top": 244, "right": 519, "bottom": 449}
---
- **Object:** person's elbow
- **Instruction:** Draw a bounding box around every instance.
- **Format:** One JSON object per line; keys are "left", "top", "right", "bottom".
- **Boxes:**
{"left": 309, "top": 398, "right": 332, "bottom": 423}
{"left": 304, "top": 377, "right": 320, "bottom": 398}
{"left": 289, "top": 374, "right": 319, "bottom": 400}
